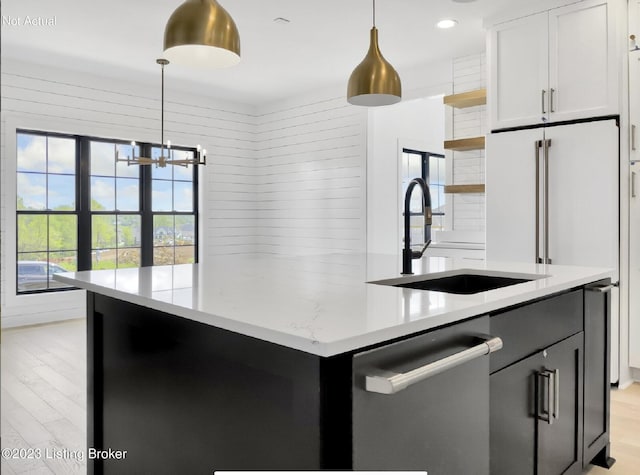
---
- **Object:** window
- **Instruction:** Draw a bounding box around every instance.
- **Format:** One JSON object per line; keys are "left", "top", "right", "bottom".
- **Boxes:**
{"left": 16, "top": 131, "right": 199, "bottom": 294}
{"left": 401, "top": 149, "right": 446, "bottom": 245}
{"left": 17, "top": 133, "right": 78, "bottom": 292}
{"left": 90, "top": 140, "right": 142, "bottom": 269}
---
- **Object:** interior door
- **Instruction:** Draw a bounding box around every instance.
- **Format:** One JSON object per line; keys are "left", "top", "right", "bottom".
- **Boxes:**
{"left": 486, "top": 128, "right": 542, "bottom": 262}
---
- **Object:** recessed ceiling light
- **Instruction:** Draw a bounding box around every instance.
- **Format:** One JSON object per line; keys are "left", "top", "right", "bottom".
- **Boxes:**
{"left": 437, "top": 19, "right": 458, "bottom": 29}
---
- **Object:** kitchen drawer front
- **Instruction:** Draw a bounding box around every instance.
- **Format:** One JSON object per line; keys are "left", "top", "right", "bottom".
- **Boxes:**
{"left": 352, "top": 316, "right": 491, "bottom": 474}
{"left": 490, "top": 290, "right": 583, "bottom": 373}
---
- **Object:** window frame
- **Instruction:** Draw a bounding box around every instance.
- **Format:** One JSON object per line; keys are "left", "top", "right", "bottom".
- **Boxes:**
{"left": 15, "top": 129, "right": 200, "bottom": 295}
{"left": 401, "top": 148, "right": 446, "bottom": 243}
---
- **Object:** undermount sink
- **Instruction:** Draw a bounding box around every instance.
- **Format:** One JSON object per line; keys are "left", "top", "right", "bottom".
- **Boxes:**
{"left": 370, "top": 270, "right": 545, "bottom": 295}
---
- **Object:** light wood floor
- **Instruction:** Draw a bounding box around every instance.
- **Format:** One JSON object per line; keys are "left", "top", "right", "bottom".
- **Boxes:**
{"left": 1, "top": 319, "right": 639, "bottom": 474}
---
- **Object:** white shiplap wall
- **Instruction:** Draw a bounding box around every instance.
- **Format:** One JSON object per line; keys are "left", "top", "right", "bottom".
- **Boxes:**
{"left": 451, "top": 54, "right": 487, "bottom": 233}
{"left": 0, "top": 59, "right": 257, "bottom": 326}
{"left": 253, "top": 91, "right": 368, "bottom": 255}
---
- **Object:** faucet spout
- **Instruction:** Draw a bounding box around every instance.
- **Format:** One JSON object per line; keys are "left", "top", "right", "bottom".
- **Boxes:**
{"left": 402, "top": 177, "right": 433, "bottom": 275}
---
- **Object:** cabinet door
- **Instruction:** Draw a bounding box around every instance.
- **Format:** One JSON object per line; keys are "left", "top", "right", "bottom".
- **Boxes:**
{"left": 583, "top": 281, "right": 612, "bottom": 466}
{"left": 537, "top": 333, "right": 584, "bottom": 475}
{"left": 490, "top": 333, "right": 583, "bottom": 475}
{"left": 548, "top": 0, "right": 616, "bottom": 122}
{"left": 489, "top": 12, "right": 549, "bottom": 130}
{"left": 353, "top": 316, "right": 490, "bottom": 474}
{"left": 490, "top": 351, "right": 541, "bottom": 475}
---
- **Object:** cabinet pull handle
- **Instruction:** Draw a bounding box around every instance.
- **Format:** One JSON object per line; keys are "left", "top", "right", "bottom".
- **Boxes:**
{"left": 633, "top": 171, "right": 637, "bottom": 199}
{"left": 543, "top": 139, "right": 552, "bottom": 264}
{"left": 550, "top": 88, "right": 556, "bottom": 113}
{"left": 541, "top": 89, "right": 547, "bottom": 114}
{"left": 587, "top": 282, "right": 618, "bottom": 293}
{"left": 538, "top": 368, "right": 559, "bottom": 424}
{"left": 632, "top": 125, "right": 637, "bottom": 151}
{"left": 535, "top": 140, "right": 542, "bottom": 263}
{"left": 553, "top": 368, "right": 560, "bottom": 421}
{"left": 364, "top": 336, "right": 503, "bottom": 395}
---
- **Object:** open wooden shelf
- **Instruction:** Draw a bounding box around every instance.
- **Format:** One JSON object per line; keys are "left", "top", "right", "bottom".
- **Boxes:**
{"left": 444, "top": 184, "right": 486, "bottom": 194}
{"left": 444, "top": 136, "right": 485, "bottom": 151}
{"left": 443, "top": 88, "right": 487, "bottom": 108}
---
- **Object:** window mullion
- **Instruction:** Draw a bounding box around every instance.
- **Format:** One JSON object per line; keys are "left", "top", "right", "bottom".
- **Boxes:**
{"left": 140, "top": 143, "right": 154, "bottom": 267}
{"left": 77, "top": 137, "right": 92, "bottom": 271}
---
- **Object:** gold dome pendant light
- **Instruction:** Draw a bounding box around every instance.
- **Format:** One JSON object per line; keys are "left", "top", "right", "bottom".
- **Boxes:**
{"left": 347, "top": 0, "right": 401, "bottom": 106}
{"left": 163, "top": 0, "right": 241, "bottom": 68}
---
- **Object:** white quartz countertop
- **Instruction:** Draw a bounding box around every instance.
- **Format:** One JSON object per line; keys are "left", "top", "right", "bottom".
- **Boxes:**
{"left": 54, "top": 254, "right": 612, "bottom": 357}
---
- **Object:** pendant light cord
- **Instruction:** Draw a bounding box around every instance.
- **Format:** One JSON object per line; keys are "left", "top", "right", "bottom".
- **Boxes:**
{"left": 161, "top": 61, "right": 165, "bottom": 154}
{"left": 372, "top": 0, "right": 376, "bottom": 27}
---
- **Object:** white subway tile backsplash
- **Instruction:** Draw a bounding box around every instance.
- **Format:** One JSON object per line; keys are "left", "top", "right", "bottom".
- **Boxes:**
{"left": 450, "top": 53, "right": 486, "bottom": 234}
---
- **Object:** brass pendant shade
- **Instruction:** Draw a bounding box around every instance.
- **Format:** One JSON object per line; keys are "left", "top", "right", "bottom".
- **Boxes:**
{"left": 347, "top": 26, "right": 401, "bottom": 106}
{"left": 163, "top": 0, "right": 241, "bottom": 68}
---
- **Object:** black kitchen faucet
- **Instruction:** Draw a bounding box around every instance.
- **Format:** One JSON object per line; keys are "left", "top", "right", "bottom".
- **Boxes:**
{"left": 402, "top": 177, "right": 433, "bottom": 275}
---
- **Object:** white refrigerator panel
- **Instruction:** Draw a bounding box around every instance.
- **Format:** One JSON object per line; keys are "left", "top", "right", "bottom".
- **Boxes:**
{"left": 486, "top": 128, "right": 542, "bottom": 262}
{"left": 546, "top": 121, "right": 619, "bottom": 276}
{"left": 487, "top": 120, "right": 619, "bottom": 273}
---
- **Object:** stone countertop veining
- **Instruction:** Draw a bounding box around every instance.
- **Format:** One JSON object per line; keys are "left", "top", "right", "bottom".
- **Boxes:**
{"left": 54, "top": 253, "right": 612, "bottom": 357}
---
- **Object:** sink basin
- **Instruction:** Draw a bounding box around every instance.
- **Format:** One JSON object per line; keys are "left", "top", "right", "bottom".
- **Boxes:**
{"left": 370, "top": 270, "right": 545, "bottom": 295}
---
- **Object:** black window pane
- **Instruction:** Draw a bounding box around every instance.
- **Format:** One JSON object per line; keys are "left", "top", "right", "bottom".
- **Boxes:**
{"left": 91, "top": 177, "right": 115, "bottom": 210}
{"left": 116, "top": 178, "right": 140, "bottom": 211}
{"left": 18, "top": 215, "right": 47, "bottom": 252}
{"left": 151, "top": 147, "right": 172, "bottom": 180}
{"left": 117, "top": 215, "right": 141, "bottom": 247}
{"left": 154, "top": 215, "right": 174, "bottom": 245}
{"left": 17, "top": 134, "right": 46, "bottom": 172}
{"left": 152, "top": 180, "right": 173, "bottom": 211}
{"left": 115, "top": 143, "right": 140, "bottom": 178}
{"left": 17, "top": 172, "right": 46, "bottom": 210}
{"left": 175, "top": 245, "right": 195, "bottom": 264}
{"left": 175, "top": 215, "right": 195, "bottom": 244}
{"left": 17, "top": 253, "right": 49, "bottom": 292}
{"left": 48, "top": 174, "right": 76, "bottom": 210}
{"left": 117, "top": 248, "right": 141, "bottom": 268}
{"left": 92, "top": 215, "right": 117, "bottom": 249}
{"left": 49, "top": 215, "right": 77, "bottom": 251}
{"left": 48, "top": 137, "right": 76, "bottom": 174}
{"left": 90, "top": 141, "right": 116, "bottom": 176}
{"left": 174, "top": 181, "right": 193, "bottom": 212}
{"left": 154, "top": 246, "right": 175, "bottom": 265}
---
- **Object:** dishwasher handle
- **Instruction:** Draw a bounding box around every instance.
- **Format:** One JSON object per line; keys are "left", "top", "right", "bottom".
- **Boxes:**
{"left": 365, "top": 336, "right": 503, "bottom": 395}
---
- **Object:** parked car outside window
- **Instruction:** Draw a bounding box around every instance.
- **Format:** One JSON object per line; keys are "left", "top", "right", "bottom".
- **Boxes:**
{"left": 17, "top": 261, "right": 71, "bottom": 292}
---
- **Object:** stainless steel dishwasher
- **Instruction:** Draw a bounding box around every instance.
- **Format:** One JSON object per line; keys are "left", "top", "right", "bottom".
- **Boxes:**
{"left": 352, "top": 315, "right": 500, "bottom": 474}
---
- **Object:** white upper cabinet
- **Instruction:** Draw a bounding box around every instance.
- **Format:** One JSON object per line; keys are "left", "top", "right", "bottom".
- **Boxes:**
{"left": 631, "top": 0, "right": 640, "bottom": 165}
{"left": 489, "top": 13, "right": 549, "bottom": 130}
{"left": 489, "top": 0, "right": 618, "bottom": 130}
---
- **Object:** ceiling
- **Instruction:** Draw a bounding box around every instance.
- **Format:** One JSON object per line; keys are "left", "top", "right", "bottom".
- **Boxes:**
{"left": 1, "top": 0, "right": 530, "bottom": 105}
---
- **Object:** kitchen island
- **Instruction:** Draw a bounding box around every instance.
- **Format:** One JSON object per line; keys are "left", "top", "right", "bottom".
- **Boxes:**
{"left": 55, "top": 254, "right": 615, "bottom": 474}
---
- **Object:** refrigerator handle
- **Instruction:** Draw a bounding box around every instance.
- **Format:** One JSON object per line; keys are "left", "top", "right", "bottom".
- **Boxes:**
{"left": 535, "top": 140, "right": 542, "bottom": 263}
{"left": 544, "top": 139, "right": 552, "bottom": 265}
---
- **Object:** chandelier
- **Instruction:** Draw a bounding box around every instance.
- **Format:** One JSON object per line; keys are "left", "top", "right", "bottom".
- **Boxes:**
{"left": 115, "top": 59, "right": 207, "bottom": 168}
